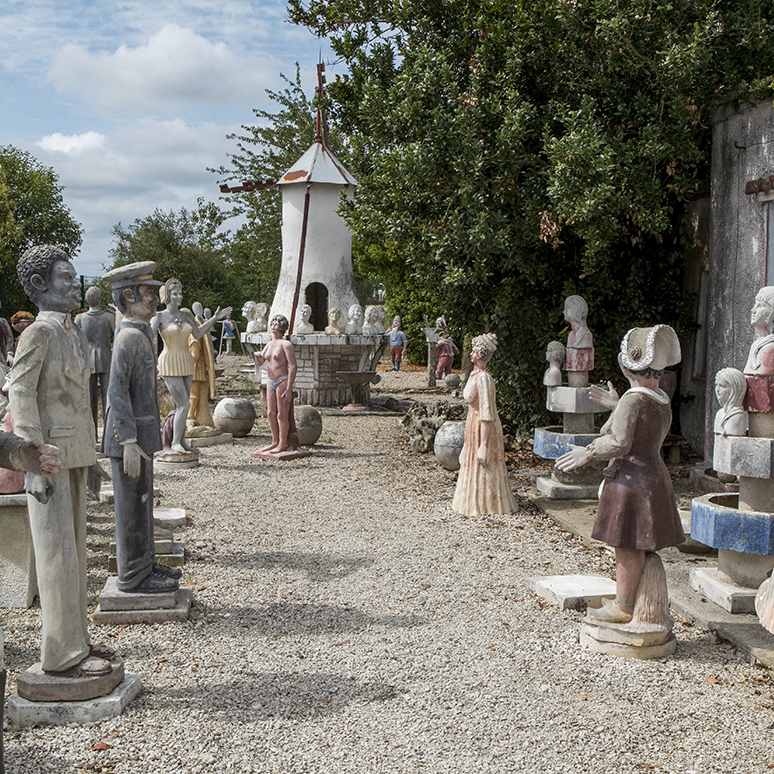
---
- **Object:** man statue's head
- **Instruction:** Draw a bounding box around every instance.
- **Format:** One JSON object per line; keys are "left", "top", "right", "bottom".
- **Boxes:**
{"left": 17, "top": 245, "right": 80, "bottom": 313}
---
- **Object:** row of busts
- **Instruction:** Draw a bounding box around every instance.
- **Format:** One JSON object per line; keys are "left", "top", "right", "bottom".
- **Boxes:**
{"left": 241, "top": 300, "right": 387, "bottom": 337}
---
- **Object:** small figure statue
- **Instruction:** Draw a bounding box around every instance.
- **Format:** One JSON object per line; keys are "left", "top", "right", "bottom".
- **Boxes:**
{"left": 7, "top": 311, "right": 34, "bottom": 367}
{"left": 362, "top": 305, "right": 379, "bottom": 335}
{"left": 8, "top": 245, "right": 110, "bottom": 678}
{"left": 103, "top": 262, "right": 180, "bottom": 593}
{"left": 75, "top": 286, "right": 115, "bottom": 438}
{"left": 744, "top": 286, "right": 774, "bottom": 374}
{"left": 543, "top": 340, "right": 565, "bottom": 387}
{"left": 375, "top": 307, "right": 386, "bottom": 334}
{"left": 325, "top": 307, "right": 343, "bottom": 335}
{"left": 242, "top": 301, "right": 269, "bottom": 334}
{"left": 187, "top": 302, "right": 218, "bottom": 434}
{"left": 435, "top": 318, "right": 459, "bottom": 379}
{"left": 344, "top": 304, "right": 364, "bottom": 335}
{"left": 388, "top": 315, "right": 408, "bottom": 371}
{"left": 556, "top": 325, "right": 684, "bottom": 625}
{"left": 714, "top": 367, "right": 748, "bottom": 437}
{"left": 251, "top": 315, "right": 305, "bottom": 457}
{"left": 221, "top": 312, "right": 236, "bottom": 353}
{"left": 452, "top": 333, "right": 518, "bottom": 516}
{"left": 563, "top": 294, "right": 594, "bottom": 372}
{"left": 295, "top": 304, "right": 314, "bottom": 334}
{"left": 0, "top": 302, "right": 14, "bottom": 365}
{"left": 151, "top": 279, "right": 231, "bottom": 455}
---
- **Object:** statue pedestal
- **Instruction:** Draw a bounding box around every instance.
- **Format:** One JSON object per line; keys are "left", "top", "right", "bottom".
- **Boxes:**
{"left": 0, "top": 494, "right": 37, "bottom": 609}
{"left": 7, "top": 674, "right": 141, "bottom": 728}
{"left": 188, "top": 432, "right": 232, "bottom": 447}
{"left": 93, "top": 578, "right": 192, "bottom": 624}
{"left": 533, "top": 424, "right": 605, "bottom": 499}
{"left": 154, "top": 449, "right": 199, "bottom": 470}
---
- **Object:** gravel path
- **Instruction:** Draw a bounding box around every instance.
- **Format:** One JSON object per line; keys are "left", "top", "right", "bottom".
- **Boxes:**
{"left": 3, "top": 362, "right": 774, "bottom": 773}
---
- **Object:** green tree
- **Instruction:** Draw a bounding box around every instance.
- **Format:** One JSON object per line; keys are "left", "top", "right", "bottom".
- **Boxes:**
{"left": 0, "top": 146, "right": 83, "bottom": 313}
{"left": 289, "top": 0, "right": 774, "bottom": 430}
{"left": 212, "top": 64, "right": 349, "bottom": 305}
{"left": 107, "top": 199, "right": 240, "bottom": 313}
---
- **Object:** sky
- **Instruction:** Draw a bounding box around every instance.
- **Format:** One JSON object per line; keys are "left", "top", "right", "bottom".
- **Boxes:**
{"left": 1, "top": 0, "right": 336, "bottom": 278}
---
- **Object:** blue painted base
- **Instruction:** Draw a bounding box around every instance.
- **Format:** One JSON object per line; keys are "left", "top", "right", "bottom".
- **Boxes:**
{"left": 691, "top": 493, "right": 774, "bottom": 555}
{"left": 534, "top": 426, "right": 600, "bottom": 460}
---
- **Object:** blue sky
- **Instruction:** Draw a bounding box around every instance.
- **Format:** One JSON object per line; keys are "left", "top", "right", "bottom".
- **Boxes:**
{"left": 1, "top": 0, "right": 335, "bottom": 278}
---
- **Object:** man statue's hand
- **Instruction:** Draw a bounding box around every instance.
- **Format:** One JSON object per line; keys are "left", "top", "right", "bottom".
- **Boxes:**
{"left": 123, "top": 441, "right": 150, "bottom": 478}
{"left": 87, "top": 462, "right": 110, "bottom": 495}
{"left": 25, "top": 472, "right": 54, "bottom": 504}
{"left": 19, "top": 440, "right": 60, "bottom": 477}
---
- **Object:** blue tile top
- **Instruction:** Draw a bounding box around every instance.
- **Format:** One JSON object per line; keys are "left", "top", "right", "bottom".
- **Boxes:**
{"left": 691, "top": 493, "right": 774, "bottom": 555}
{"left": 533, "top": 426, "right": 600, "bottom": 460}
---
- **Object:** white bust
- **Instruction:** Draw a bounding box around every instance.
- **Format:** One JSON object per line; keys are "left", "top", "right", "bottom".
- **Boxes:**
{"left": 325, "top": 307, "right": 343, "bottom": 335}
{"left": 344, "top": 304, "right": 363, "bottom": 335}
{"left": 295, "top": 304, "right": 314, "bottom": 334}
{"left": 374, "top": 306, "right": 386, "bottom": 334}
{"left": 243, "top": 301, "right": 268, "bottom": 333}
{"left": 543, "top": 340, "right": 565, "bottom": 387}
{"left": 362, "top": 305, "right": 379, "bottom": 335}
{"left": 714, "top": 367, "right": 748, "bottom": 437}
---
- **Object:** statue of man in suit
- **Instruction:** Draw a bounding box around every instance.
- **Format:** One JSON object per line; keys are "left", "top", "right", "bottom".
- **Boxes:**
{"left": 102, "top": 262, "right": 179, "bottom": 593}
{"left": 9, "top": 245, "right": 112, "bottom": 678}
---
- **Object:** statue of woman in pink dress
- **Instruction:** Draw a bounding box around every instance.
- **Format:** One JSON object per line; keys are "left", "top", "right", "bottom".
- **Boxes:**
{"left": 452, "top": 333, "right": 518, "bottom": 516}
{"left": 151, "top": 279, "right": 230, "bottom": 454}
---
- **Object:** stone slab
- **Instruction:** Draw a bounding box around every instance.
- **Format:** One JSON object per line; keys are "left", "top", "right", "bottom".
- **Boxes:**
{"left": 546, "top": 386, "right": 599, "bottom": 415}
{"left": 98, "top": 576, "right": 177, "bottom": 611}
{"left": 690, "top": 567, "right": 759, "bottom": 614}
{"left": 582, "top": 621, "right": 673, "bottom": 647}
{"left": 580, "top": 628, "right": 677, "bottom": 659}
{"left": 533, "top": 426, "right": 600, "bottom": 460}
{"left": 16, "top": 659, "right": 124, "bottom": 703}
{"left": 154, "top": 507, "right": 187, "bottom": 531}
{"left": 527, "top": 574, "right": 615, "bottom": 610}
{"left": 251, "top": 448, "right": 312, "bottom": 461}
{"left": 713, "top": 434, "right": 774, "bottom": 479}
{"left": 154, "top": 458, "right": 200, "bottom": 471}
{"left": 8, "top": 674, "right": 141, "bottom": 727}
{"left": 189, "top": 432, "right": 233, "bottom": 448}
{"left": 93, "top": 587, "right": 192, "bottom": 624}
{"left": 536, "top": 476, "right": 600, "bottom": 500}
{"left": 691, "top": 492, "right": 774, "bottom": 555}
{"left": 0, "top": 497, "right": 37, "bottom": 608}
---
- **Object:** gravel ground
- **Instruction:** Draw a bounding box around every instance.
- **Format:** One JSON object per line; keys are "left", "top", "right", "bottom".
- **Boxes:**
{"left": 3, "top": 358, "right": 774, "bottom": 773}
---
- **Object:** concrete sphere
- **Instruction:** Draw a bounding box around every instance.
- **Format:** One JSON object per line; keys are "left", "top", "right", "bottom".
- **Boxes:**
{"left": 295, "top": 405, "right": 323, "bottom": 446}
{"left": 444, "top": 373, "right": 461, "bottom": 389}
{"left": 213, "top": 398, "right": 256, "bottom": 437}
{"left": 434, "top": 420, "right": 466, "bottom": 471}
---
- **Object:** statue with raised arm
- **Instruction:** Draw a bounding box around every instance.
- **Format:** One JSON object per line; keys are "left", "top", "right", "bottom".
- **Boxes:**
{"left": 150, "top": 279, "right": 231, "bottom": 455}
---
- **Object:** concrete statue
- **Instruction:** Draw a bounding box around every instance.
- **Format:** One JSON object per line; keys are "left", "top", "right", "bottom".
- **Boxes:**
{"left": 563, "top": 294, "right": 593, "bottom": 373}
{"left": 295, "top": 304, "right": 314, "bottom": 334}
{"left": 713, "top": 367, "right": 748, "bottom": 438}
{"left": 744, "top": 286, "right": 774, "bottom": 375}
{"left": 452, "top": 333, "right": 518, "bottom": 516}
{"left": 388, "top": 316, "right": 408, "bottom": 371}
{"left": 325, "top": 307, "right": 343, "bottom": 335}
{"left": 362, "top": 305, "right": 379, "bottom": 335}
{"left": 375, "top": 306, "right": 386, "bottom": 334}
{"left": 75, "top": 286, "right": 115, "bottom": 439}
{"left": 543, "top": 340, "right": 565, "bottom": 387}
{"left": 187, "top": 301, "right": 218, "bottom": 435}
{"left": 435, "top": 318, "right": 459, "bottom": 380}
{"left": 344, "top": 304, "right": 363, "bottom": 335}
{"left": 243, "top": 301, "right": 269, "bottom": 334}
{"left": 151, "top": 279, "right": 231, "bottom": 455}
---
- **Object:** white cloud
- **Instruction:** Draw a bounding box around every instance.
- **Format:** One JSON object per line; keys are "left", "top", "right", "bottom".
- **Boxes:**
{"left": 37, "top": 131, "right": 106, "bottom": 154}
{"left": 48, "top": 23, "right": 278, "bottom": 114}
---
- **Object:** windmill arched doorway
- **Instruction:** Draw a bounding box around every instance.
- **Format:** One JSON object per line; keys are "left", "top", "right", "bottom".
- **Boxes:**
{"left": 305, "top": 283, "right": 329, "bottom": 332}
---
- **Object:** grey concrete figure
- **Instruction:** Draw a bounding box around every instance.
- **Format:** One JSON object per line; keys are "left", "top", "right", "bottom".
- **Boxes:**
{"left": 8, "top": 245, "right": 110, "bottom": 677}
{"left": 102, "top": 262, "right": 178, "bottom": 593}
{"left": 75, "top": 286, "right": 115, "bottom": 438}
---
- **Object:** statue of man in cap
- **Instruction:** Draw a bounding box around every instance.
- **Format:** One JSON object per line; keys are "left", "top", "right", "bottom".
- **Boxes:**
{"left": 102, "top": 261, "right": 180, "bottom": 593}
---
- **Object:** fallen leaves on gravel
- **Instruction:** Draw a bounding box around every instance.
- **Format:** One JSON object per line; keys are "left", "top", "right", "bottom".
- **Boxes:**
{"left": 90, "top": 742, "right": 112, "bottom": 751}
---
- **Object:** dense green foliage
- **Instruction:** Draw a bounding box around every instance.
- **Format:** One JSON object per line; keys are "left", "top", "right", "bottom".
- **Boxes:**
{"left": 289, "top": 0, "right": 774, "bottom": 430}
{"left": 107, "top": 199, "right": 242, "bottom": 313}
{"left": 0, "top": 146, "right": 83, "bottom": 313}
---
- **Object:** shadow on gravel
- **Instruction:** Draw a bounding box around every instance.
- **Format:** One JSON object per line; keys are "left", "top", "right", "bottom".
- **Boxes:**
{"left": 218, "top": 551, "right": 370, "bottom": 582}
{"left": 5, "top": 745, "right": 70, "bottom": 772}
{"left": 211, "top": 601, "right": 425, "bottom": 636}
{"left": 150, "top": 672, "right": 403, "bottom": 718}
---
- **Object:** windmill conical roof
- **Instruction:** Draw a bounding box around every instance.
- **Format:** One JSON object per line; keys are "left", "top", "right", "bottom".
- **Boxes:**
{"left": 279, "top": 141, "right": 357, "bottom": 187}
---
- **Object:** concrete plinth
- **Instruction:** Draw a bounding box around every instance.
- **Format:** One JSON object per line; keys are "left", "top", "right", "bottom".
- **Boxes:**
{"left": 533, "top": 426, "right": 599, "bottom": 459}
{"left": 251, "top": 448, "right": 312, "bottom": 461}
{"left": 536, "top": 476, "right": 600, "bottom": 500}
{"left": 527, "top": 574, "right": 615, "bottom": 610}
{"left": 7, "top": 674, "right": 141, "bottom": 727}
{"left": 97, "top": 576, "right": 177, "bottom": 611}
{"left": 154, "top": 457, "right": 200, "bottom": 471}
{"left": 93, "top": 584, "right": 192, "bottom": 624}
{"left": 16, "top": 659, "right": 124, "bottom": 703}
{"left": 188, "top": 432, "right": 232, "bottom": 448}
{"left": 0, "top": 494, "right": 37, "bottom": 608}
{"left": 580, "top": 626, "right": 677, "bottom": 659}
{"left": 546, "top": 386, "right": 598, "bottom": 415}
{"left": 690, "top": 567, "right": 759, "bottom": 613}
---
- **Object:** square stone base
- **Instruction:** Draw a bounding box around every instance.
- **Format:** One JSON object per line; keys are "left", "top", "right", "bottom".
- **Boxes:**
{"left": 536, "top": 476, "right": 600, "bottom": 500}
{"left": 690, "top": 567, "right": 758, "bottom": 613}
{"left": 580, "top": 627, "right": 677, "bottom": 659}
{"left": 7, "top": 674, "right": 141, "bottom": 727}
{"left": 93, "top": 587, "right": 192, "bottom": 624}
{"left": 527, "top": 574, "right": 616, "bottom": 610}
{"left": 189, "top": 433, "right": 232, "bottom": 447}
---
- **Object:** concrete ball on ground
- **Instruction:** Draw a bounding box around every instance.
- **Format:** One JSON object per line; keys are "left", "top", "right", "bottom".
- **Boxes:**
{"left": 295, "top": 406, "right": 323, "bottom": 446}
{"left": 434, "top": 420, "right": 466, "bottom": 471}
{"left": 444, "top": 373, "right": 461, "bottom": 389}
{"left": 213, "top": 398, "right": 256, "bottom": 437}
